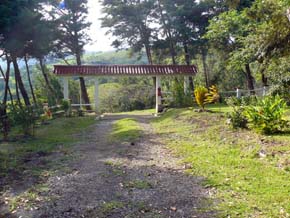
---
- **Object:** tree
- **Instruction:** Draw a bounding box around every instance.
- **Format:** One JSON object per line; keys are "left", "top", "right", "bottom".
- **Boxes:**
{"left": 100, "top": 0, "right": 157, "bottom": 87}
{"left": 205, "top": 9, "right": 256, "bottom": 91}
{"left": 54, "top": 0, "right": 92, "bottom": 110}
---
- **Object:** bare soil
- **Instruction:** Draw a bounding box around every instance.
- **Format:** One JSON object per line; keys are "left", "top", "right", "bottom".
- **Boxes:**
{"left": 1, "top": 114, "right": 216, "bottom": 218}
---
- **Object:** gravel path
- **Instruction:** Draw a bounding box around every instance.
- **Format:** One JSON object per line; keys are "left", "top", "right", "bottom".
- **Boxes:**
{"left": 9, "top": 114, "right": 216, "bottom": 218}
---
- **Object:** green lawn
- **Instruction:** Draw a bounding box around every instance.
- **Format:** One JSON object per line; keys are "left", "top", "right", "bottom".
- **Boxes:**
{"left": 152, "top": 106, "right": 290, "bottom": 218}
{"left": 0, "top": 116, "right": 96, "bottom": 177}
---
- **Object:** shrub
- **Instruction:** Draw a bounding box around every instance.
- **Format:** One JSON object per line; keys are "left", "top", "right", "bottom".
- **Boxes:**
{"left": 8, "top": 104, "right": 39, "bottom": 136}
{"left": 226, "top": 97, "right": 248, "bottom": 129}
{"left": 0, "top": 104, "right": 10, "bottom": 140}
{"left": 268, "top": 76, "right": 290, "bottom": 105}
{"left": 205, "top": 85, "right": 220, "bottom": 104}
{"left": 61, "top": 99, "right": 72, "bottom": 117}
{"left": 194, "top": 86, "right": 208, "bottom": 110}
{"left": 244, "top": 95, "right": 289, "bottom": 134}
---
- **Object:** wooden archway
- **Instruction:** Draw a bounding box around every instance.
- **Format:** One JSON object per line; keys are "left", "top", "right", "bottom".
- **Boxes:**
{"left": 53, "top": 64, "right": 197, "bottom": 113}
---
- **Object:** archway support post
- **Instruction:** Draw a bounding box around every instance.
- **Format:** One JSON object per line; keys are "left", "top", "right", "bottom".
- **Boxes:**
{"left": 184, "top": 76, "right": 190, "bottom": 94}
{"left": 94, "top": 77, "right": 99, "bottom": 112}
{"left": 63, "top": 77, "right": 69, "bottom": 100}
{"left": 156, "top": 76, "right": 161, "bottom": 114}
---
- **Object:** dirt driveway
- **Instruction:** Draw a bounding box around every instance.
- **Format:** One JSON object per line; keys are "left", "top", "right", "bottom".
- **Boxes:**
{"left": 1, "top": 114, "right": 216, "bottom": 218}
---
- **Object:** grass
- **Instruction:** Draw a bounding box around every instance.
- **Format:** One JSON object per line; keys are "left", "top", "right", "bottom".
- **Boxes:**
{"left": 152, "top": 107, "right": 290, "bottom": 218}
{"left": 100, "top": 201, "right": 125, "bottom": 214}
{"left": 124, "top": 180, "right": 153, "bottom": 189}
{"left": 0, "top": 116, "right": 96, "bottom": 177}
{"left": 109, "top": 118, "right": 142, "bottom": 143}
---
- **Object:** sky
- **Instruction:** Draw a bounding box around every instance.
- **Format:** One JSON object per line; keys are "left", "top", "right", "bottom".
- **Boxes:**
{"left": 84, "top": 0, "right": 114, "bottom": 52}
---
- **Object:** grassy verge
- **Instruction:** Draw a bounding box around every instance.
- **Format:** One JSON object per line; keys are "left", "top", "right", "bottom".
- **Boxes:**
{"left": 0, "top": 116, "right": 96, "bottom": 177}
{"left": 109, "top": 118, "right": 142, "bottom": 143}
{"left": 152, "top": 107, "right": 290, "bottom": 218}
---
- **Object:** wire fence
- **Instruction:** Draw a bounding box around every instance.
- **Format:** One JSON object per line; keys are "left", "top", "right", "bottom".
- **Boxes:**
{"left": 219, "top": 86, "right": 270, "bottom": 99}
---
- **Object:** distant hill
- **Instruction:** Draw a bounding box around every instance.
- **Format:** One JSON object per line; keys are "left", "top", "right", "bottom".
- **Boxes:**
{"left": 82, "top": 50, "right": 148, "bottom": 65}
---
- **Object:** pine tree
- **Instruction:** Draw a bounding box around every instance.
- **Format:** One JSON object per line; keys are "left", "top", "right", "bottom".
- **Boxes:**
{"left": 54, "top": 0, "right": 92, "bottom": 110}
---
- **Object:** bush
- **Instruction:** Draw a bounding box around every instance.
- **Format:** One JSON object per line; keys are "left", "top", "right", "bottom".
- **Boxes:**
{"left": 194, "top": 86, "right": 208, "bottom": 110}
{"left": 268, "top": 76, "right": 290, "bottom": 105}
{"left": 61, "top": 99, "right": 72, "bottom": 117}
{"left": 0, "top": 104, "right": 10, "bottom": 140}
{"left": 8, "top": 104, "right": 39, "bottom": 136}
{"left": 244, "top": 95, "right": 289, "bottom": 134}
{"left": 205, "top": 85, "right": 220, "bottom": 104}
{"left": 226, "top": 97, "right": 249, "bottom": 129}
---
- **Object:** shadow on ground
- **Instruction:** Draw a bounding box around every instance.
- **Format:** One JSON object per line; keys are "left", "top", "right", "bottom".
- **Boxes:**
{"left": 0, "top": 113, "right": 217, "bottom": 218}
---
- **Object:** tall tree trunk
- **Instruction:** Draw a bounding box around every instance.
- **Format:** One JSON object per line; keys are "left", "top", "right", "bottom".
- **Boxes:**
{"left": 76, "top": 53, "right": 91, "bottom": 111}
{"left": 14, "top": 73, "right": 21, "bottom": 105}
{"left": 39, "top": 58, "right": 56, "bottom": 97}
{"left": 145, "top": 44, "right": 156, "bottom": 90}
{"left": 183, "top": 42, "right": 194, "bottom": 92}
{"left": 245, "top": 63, "right": 255, "bottom": 94}
{"left": 0, "top": 58, "right": 11, "bottom": 141}
{"left": 201, "top": 50, "right": 209, "bottom": 87}
{"left": 11, "top": 55, "right": 30, "bottom": 106}
{"left": 25, "top": 56, "right": 37, "bottom": 105}
{"left": 260, "top": 65, "right": 268, "bottom": 86}
{"left": 0, "top": 58, "right": 13, "bottom": 105}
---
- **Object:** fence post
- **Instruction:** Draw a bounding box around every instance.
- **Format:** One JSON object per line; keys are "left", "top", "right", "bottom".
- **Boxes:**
{"left": 236, "top": 88, "right": 241, "bottom": 98}
{"left": 262, "top": 86, "right": 267, "bottom": 96}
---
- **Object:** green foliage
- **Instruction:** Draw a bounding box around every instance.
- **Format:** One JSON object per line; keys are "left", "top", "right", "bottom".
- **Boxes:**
{"left": 268, "top": 75, "right": 290, "bottom": 105}
{"left": 90, "top": 83, "right": 154, "bottom": 113}
{"left": 171, "top": 78, "right": 192, "bottom": 108}
{"left": 61, "top": 99, "right": 72, "bottom": 117}
{"left": 0, "top": 103, "right": 10, "bottom": 140}
{"left": 226, "top": 97, "right": 249, "bottom": 129}
{"left": 244, "top": 96, "right": 289, "bottom": 134}
{"left": 8, "top": 104, "right": 39, "bottom": 136}
{"left": 194, "top": 86, "right": 208, "bottom": 110}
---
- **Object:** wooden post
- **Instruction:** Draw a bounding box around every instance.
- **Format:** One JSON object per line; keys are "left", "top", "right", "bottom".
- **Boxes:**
{"left": 63, "top": 77, "right": 69, "bottom": 100}
{"left": 262, "top": 86, "right": 267, "bottom": 96}
{"left": 156, "top": 76, "right": 161, "bottom": 114}
{"left": 184, "top": 76, "right": 189, "bottom": 94}
{"left": 236, "top": 88, "right": 241, "bottom": 98}
{"left": 94, "top": 77, "right": 99, "bottom": 112}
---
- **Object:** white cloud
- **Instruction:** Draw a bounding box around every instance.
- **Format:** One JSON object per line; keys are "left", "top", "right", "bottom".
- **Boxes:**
{"left": 85, "top": 0, "right": 114, "bottom": 52}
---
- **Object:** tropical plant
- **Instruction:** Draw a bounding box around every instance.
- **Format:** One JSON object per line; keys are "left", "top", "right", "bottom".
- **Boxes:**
{"left": 194, "top": 86, "right": 208, "bottom": 110}
{"left": 226, "top": 97, "right": 248, "bottom": 129}
{"left": 244, "top": 96, "right": 289, "bottom": 134}
{"left": 205, "top": 85, "right": 220, "bottom": 104}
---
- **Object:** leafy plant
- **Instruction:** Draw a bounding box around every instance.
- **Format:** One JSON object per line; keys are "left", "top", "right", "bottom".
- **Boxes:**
{"left": 226, "top": 97, "right": 248, "bottom": 129}
{"left": 0, "top": 104, "right": 10, "bottom": 140}
{"left": 226, "top": 96, "right": 260, "bottom": 129}
{"left": 268, "top": 76, "right": 290, "bottom": 105}
{"left": 205, "top": 85, "right": 220, "bottom": 104}
{"left": 194, "top": 86, "right": 208, "bottom": 110}
{"left": 244, "top": 95, "right": 289, "bottom": 134}
{"left": 61, "top": 100, "right": 72, "bottom": 117}
{"left": 8, "top": 104, "right": 39, "bottom": 136}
